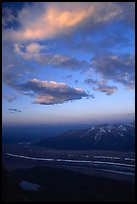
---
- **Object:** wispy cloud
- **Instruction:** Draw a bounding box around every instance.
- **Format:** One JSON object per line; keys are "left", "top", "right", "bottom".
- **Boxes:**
{"left": 8, "top": 108, "right": 21, "bottom": 113}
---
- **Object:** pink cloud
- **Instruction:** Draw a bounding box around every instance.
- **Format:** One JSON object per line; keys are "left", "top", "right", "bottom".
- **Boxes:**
{"left": 3, "top": 2, "right": 132, "bottom": 41}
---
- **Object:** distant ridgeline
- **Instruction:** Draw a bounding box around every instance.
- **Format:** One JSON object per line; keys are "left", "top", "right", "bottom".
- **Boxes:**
{"left": 36, "top": 122, "right": 135, "bottom": 151}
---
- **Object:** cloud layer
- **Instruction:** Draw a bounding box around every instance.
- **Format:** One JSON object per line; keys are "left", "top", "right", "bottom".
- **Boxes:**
{"left": 2, "top": 2, "right": 135, "bottom": 108}
{"left": 14, "top": 43, "right": 90, "bottom": 70}
{"left": 3, "top": 2, "right": 134, "bottom": 41}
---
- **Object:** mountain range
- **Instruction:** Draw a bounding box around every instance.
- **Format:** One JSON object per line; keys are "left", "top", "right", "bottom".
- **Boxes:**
{"left": 36, "top": 122, "right": 135, "bottom": 151}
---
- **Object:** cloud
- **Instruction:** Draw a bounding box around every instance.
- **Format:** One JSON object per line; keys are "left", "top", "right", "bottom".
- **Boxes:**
{"left": 84, "top": 78, "right": 97, "bottom": 85}
{"left": 4, "top": 95, "right": 17, "bottom": 102}
{"left": 14, "top": 43, "right": 90, "bottom": 70}
{"left": 23, "top": 42, "right": 47, "bottom": 54}
{"left": 14, "top": 43, "right": 46, "bottom": 59}
{"left": 3, "top": 2, "right": 93, "bottom": 41}
{"left": 3, "top": 2, "right": 134, "bottom": 42}
{"left": 116, "top": 2, "right": 135, "bottom": 28}
{"left": 14, "top": 79, "right": 92, "bottom": 105}
{"left": 85, "top": 79, "right": 118, "bottom": 95}
{"left": 91, "top": 53, "right": 135, "bottom": 90}
{"left": 8, "top": 108, "right": 21, "bottom": 113}
{"left": 2, "top": 41, "right": 38, "bottom": 88}
{"left": 93, "top": 84, "right": 118, "bottom": 95}
{"left": 34, "top": 53, "right": 90, "bottom": 70}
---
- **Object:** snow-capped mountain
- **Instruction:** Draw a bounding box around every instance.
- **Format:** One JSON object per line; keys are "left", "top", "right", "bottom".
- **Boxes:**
{"left": 36, "top": 122, "right": 135, "bottom": 151}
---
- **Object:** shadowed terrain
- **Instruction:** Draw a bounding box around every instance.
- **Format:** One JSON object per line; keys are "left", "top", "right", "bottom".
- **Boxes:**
{"left": 2, "top": 165, "right": 135, "bottom": 202}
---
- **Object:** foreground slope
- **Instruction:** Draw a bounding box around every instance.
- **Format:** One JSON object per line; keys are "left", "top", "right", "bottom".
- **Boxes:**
{"left": 3, "top": 165, "right": 135, "bottom": 202}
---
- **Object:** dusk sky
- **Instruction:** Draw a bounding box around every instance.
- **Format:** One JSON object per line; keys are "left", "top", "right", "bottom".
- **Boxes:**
{"left": 2, "top": 2, "right": 135, "bottom": 126}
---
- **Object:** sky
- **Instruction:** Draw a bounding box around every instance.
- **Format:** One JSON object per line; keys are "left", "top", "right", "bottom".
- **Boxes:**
{"left": 2, "top": 2, "right": 135, "bottom": 126}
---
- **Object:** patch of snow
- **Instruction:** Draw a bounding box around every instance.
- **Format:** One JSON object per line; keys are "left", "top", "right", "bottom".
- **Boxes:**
{"left": 94, "top": 156, "right": 113, "bottom": 159}
{"left": 6, "top": 153, "right": 135, "bottom": 168}
{"left": 94, "top": 156, "right": 105, "bottom": 159}
{"left": 118, "top": 125, "right": 123, "bottom": 128}
{"left": 87, "top": 127, "right": 95, "bottom": 133}
{"left": 125, "top": 158, "right": 135, "bottom": 161}
{"left": 94, "top": 156, "right": 121, "bottom": 160}
{"left": 93, "top": 161, "right": 135, "bottom": 167}
{"left": 90, "top": 127, "right": 95, "bottom": 131}
{"left": 122, "top": 127, "right": 126, "bottom": 131}
{"left": 95, "top": 133, "right": 101, "bottom": 142}
{"left": 99, "top": 127, "right": 106, "bottom": 133}
{"left": 127, "top": 124, "right": 134, "bottom": 127}
{"left": 6, "top": 153, "right": 54, "bottom": 161}
{"left": 56, "top": 159, "right": 90, "bottom": 163}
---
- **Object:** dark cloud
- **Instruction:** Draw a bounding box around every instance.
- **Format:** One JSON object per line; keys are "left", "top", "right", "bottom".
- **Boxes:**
{"left": 91, "top": 53, "right": 135, "bottom": 90}
{"left": 93, "top": 84, "right": 118, "bottom": 95}
{"left": 84, "top": 78, "right": 97, "bottom": 85}
{"left": 85, "top": 78, "right": 118, "bottom": 95}
{"left": 8, "top": 108, "right": 21, "bottom": 113}
{"left": 14, "top": 79, "right": 93, "bottom": 105}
